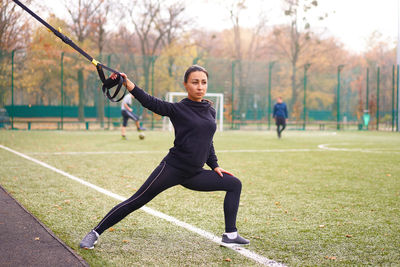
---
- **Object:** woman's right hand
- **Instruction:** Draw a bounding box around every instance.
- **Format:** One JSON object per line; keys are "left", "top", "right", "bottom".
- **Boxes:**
{"left": 110, "top": 72, "right": 127, "bottom": 80}
{"left": 110, "top": 72, "right": 135, "bottom": 91}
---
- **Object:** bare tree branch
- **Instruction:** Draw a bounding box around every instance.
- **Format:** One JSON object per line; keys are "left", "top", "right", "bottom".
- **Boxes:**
{"left": 0, "top": 0, "right": 32, "bottom": 50}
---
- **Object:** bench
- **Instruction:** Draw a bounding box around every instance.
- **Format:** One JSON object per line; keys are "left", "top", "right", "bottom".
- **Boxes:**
{"left": 12, "top": 120, "right": 106, "bottom": 130}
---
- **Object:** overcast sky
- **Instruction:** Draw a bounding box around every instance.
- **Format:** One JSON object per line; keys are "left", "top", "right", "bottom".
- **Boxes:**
{"left": 40, "top": 0, "right": 398, "bottom": 54}
{"left": 187, "top": 0, "right": 398, "bottom": 53}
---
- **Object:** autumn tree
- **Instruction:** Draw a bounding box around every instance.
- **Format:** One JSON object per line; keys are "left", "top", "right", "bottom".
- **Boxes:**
{"left": 87, "top": 0, "right": 113, "bottom": 125}
{"left": 225, "top": 0, "right": 269, "bottom": 119}
{"left": 124, "top": 0, "right": 188, "bottom": 94}
{"left": 21, "top": 16, "right": 78, "bottom": 106}
{"left": 228, "top": 0, "right": 246, "bottom": 118}
{"left": 363, "top": 31, "right": 396, "bottom": 127}
{"left": 0, "top": 0, "right": 32, "bottom": 106}
{"left": 271, "top": 0, "right": 327, "bottom": 118}
{"left": 154, "top": 40, "right": 199, "bottom": 96}
{"left": 161, "top": 1, "right": 189, "bottom": 78}
{"left": 0, "top": 0, "right": 33, "bottom": 50}
{"left": 64, "top": 0, "right": 105, "bottom": 121}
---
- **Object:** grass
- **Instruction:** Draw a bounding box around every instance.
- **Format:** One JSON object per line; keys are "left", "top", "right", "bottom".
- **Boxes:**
{"left": 0, "top": 129, "right": 399, "bottom": 266}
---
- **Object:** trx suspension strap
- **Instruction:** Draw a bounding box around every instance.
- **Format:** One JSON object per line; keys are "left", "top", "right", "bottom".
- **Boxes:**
{"left": 12, "top": 0, "right": 126, "bottom": 102}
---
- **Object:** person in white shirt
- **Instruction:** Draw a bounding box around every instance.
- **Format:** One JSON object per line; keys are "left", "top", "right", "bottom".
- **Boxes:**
{"left": 121, "top": 94, "right": 145, "bottom": 139}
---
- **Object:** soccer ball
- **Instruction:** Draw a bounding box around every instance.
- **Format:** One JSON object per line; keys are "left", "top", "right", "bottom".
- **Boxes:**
{"left": 139, "top": 132, "right": 145, "bottom": 140}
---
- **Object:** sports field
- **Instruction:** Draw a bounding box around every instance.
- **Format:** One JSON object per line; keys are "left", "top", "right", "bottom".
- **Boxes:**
{"left": 0, "top": 130, "right": 399, "bottom": 266}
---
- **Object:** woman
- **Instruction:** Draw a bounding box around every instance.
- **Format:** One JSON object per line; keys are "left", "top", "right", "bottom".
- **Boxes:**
{"left": 80, "top": 65, "right": 249, "bottom": 249}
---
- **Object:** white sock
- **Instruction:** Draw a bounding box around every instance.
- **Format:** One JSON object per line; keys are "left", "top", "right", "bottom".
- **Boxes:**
{"left": 93, "top": 230, "right": 99, "bottom": 237}
{"left": 225, "top": 232, "right": 238, "bottom": 239}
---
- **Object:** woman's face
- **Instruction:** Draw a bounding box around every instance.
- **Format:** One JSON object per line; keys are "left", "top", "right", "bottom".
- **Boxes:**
{"left": 184, "top": 71, "right": 208, "bottom": 102}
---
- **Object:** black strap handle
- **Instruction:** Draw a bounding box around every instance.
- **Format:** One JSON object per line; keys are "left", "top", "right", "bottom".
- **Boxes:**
{"left": 96, "top": 65, "right": 126, "bottom": 102}
{"left": 12, "top": 0, "right": 126, "bottom": 102}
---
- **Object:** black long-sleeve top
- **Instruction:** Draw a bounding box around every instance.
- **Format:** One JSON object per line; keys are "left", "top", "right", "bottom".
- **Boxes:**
{"left": 130, "top": 86, "right": 219, "bottom": 174}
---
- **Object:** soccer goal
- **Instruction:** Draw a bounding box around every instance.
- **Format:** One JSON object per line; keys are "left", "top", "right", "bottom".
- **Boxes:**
{"left": 162, "top": 92, "right": 224, "bottom": 131}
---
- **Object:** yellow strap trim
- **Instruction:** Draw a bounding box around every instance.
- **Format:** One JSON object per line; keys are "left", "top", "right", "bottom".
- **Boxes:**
{"left": 91, "top": 59, "right": 98, "bottom": 66}
{"left": 58, "top": 27, "right": 62, "bottom": 33}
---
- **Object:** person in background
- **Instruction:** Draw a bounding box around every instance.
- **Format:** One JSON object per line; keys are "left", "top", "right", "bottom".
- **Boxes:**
{"left": 121, "top": 94, "right": 145, "bottom": 139}
{"left": 273, "top": 97, "right": 288, "bottom": 138}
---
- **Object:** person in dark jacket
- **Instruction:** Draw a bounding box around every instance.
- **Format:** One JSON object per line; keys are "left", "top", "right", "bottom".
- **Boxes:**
{"left": 273, "top": 97, "right": 288, "bottom": 138}
{"left": 79, "top": 65, "right": 249, "bottom": 249}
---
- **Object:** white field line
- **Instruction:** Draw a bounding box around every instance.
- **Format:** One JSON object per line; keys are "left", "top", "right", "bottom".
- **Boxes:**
{"left": 29, "top": 148, "right": 319, "bottom": 155}
{"left": 0, "top": 144, "right": 285, "bottom": 267}
{"left": 27, "top": 146, "right": 400, "bottom": 155}
{"left": 28, "top": 151, "right": 166, "bottom": 155}
{"left": 318, "top": 144, "right": 400, "bottom": 153}
{"left": 218, "top": 149, "right": 316, "bottom": 153}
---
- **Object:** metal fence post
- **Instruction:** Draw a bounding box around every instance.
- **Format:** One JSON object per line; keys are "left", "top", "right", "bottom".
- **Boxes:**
{"left": 11, "top": 50, "right": 15, "bottom": 130}
{"left": 366, "top": 68, "right": 369, "bottom": 110}
{"left": 303, "top": 63, "right": 310, "bottom": 130}
{"left": 376, "top": 66, "right": 380, "bottom": 130}
{"left": 366, "top": 68, "right": 369, "bottom": 130}
{"left": 151, "top": 55, "right": 156, "bottom": 130}
{"left": 61, "top": 52, "right": 64, "bottom": 130}
{"left": 107, "top": 54, "right": 111, "bottom": 130}
{"left": 336, "top": 65, "right": 344, "bottom": 130}
{"left": 392, "top": 65, "right": 395, "bottom": 131}
{"left": 397, "top": 65, "right": 399, "bottom": 132}
{"left": 231, "top": 61, "right": 236, "bottom": 129}
{"left": 267, "top": 61, "right": 275, "bottom": 130}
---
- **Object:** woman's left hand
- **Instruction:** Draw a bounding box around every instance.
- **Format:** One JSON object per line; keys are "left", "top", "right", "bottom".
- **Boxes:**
{"left": 214, "top": 167, "right": 234, "bottom": 178}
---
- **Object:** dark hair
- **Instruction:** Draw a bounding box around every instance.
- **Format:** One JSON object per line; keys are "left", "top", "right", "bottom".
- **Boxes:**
{"left": 183, "top": 65, "right": 208, "bottom": 83}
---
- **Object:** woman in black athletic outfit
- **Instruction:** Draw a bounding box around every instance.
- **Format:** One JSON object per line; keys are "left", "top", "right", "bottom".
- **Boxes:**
{"left": 80, "top": 65, "right": 249, "bottom": 249}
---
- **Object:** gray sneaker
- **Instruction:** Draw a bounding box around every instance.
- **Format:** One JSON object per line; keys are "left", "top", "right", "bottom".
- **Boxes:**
{"left": 80, "top": 230, "right": 99, "bottom": 249}
{"left": 221, "top": 233, "right": 250, "bottom": 245}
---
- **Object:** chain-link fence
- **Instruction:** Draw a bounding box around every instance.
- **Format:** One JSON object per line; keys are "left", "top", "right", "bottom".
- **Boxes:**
{"left": 0, "top": 49, "right": 398, "bottom": 131}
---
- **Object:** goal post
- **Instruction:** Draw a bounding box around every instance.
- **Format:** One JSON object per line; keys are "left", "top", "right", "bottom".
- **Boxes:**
{"left": 162, "top": 92, "right": 224, "bottom": 131}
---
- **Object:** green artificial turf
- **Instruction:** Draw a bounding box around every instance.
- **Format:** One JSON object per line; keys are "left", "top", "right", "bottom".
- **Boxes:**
{"left": 1, "top": 130, "right": 399, "bottom": 266}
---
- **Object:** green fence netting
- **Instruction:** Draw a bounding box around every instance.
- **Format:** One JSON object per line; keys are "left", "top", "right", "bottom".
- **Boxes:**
{"left": 0, "top": 49, "right": 398, "bottom": 130}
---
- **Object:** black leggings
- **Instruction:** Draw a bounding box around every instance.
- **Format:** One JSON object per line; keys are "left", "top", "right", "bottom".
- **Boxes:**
{"left": 94, "top": 162, "right": 242, "bottom": 234}
{"left": 276, "top": 117, "right": 286, "bottom": 136}
{"left": 277, "top": 124, "right": 286, "bottom": 135}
